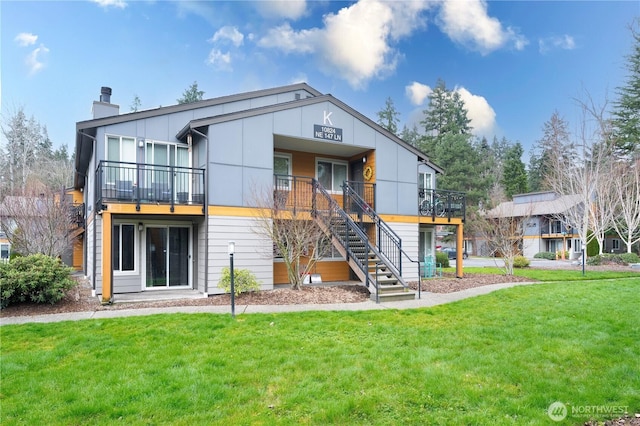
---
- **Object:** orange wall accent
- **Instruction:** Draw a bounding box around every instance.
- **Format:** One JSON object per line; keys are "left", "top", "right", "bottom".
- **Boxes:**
{"left": 72, "top": 237, "right": 83, "bottom": 270}
{"left": 273, "top": 260, "right": 351, "bottom": 284}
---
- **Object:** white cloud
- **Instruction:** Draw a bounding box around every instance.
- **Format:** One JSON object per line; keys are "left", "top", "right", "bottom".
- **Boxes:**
{"left": 210, "top": 26, "right": 244, "bottom": 47}
{"left": 455, "top": 86, "right": 496, "bottom": 137}
{"left": 15, "top": 32, "right": 37, "bottom": 47}
{"left": 206, "top": 49, "right": 232, "bottom": 71}
{"left": 405, "top": 82, "right": 432, "bottom": 106}
{"left": 92, "top": 0, "right": 127, "bottom": 9}
{"left": 258, "top": 0, "right": 432, "bottom": 89}
{"left": 539, "top": 35, "right": 576, "bottom": 54}
{"left": 256, "top": 0, "right": 307, "bottom": 20}
{"left": 437, "top": 0, "right": 527, "bottom": 54}
{"left": 26, "top": 44, "right": 50, "bottom": 75}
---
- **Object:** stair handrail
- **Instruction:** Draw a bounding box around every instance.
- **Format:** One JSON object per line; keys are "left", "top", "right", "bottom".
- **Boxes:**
{"left": 342, "top": 182, "right": 402, "bottom": 274}
{"left": 312, "top": 180, "right": 378, "bottom": 294}
{"left": 343, "top": 183, "right": 425, "bottom": 298}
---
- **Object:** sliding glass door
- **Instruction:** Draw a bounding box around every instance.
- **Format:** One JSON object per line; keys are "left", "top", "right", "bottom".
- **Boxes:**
{"left": 145, "top": 226, "right": 190, "bottom": 288}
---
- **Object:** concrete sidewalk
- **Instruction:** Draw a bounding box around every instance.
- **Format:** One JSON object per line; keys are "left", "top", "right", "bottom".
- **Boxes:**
{"left": 0, "top": 280, "right": 539, "bottom": 326}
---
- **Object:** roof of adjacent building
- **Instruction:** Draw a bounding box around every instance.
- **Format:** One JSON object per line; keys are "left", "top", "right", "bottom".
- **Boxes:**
{"left": 486, "top": 192, "right": 583, "bottom": 218}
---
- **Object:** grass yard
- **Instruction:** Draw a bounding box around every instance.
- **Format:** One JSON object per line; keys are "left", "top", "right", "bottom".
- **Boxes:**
{"left": 449, "top": 266, "right": 640, "bottom": 282}
{"left": 1, "top": 277, "right": 639, "bottom": 425}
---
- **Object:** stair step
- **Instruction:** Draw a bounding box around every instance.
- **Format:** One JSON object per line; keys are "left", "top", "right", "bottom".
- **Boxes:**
{"left": 377, "top": 284, "right": 405, "bottom": 293}
{"left": 371, "top": 291, "right": 416, "bottom": 302}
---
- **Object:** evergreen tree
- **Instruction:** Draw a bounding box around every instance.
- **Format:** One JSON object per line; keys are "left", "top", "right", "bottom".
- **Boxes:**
{"left": 528, "top": 111, "right": 574, "bottom": 192}
{"left": 419, "top": 79, "right": 472, "bottom": 153}
{"left": 501, "top": 142, "right": 528, "bottom": 199}
{"left": 611, "top": 21, "right": 640, "bottom": 158}
{"left": 376, "top": 96, "right": 400, "bottom": 135}
{"left": 400, "top": 124, "right": 421, "bottom": 148}
{"left": 177, "top": 81, "right": 205, "bottom": 104}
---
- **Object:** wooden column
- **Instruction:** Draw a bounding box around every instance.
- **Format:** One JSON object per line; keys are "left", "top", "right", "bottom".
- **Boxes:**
{"left": 101, "top": 211, "right": 112, "bottom": 304}
{"left": 456, "top": 223, "right": 464, "bottom": 278}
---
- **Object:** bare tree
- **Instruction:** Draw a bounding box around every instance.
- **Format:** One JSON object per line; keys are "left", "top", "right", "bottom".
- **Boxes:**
{"left": 546, "top": 91, "right": 613, "bottom": 256}
{"left": 0, "top": 190, "right": 72, "bottom": 258}
{"left": 608, "top": 159, "right": 640, "bottom": 253}
{"left": 250, "top": 183, "right": 330, "bottom": 290}
{"left": 483, "top": 203, "right": 532, "bottom": 276}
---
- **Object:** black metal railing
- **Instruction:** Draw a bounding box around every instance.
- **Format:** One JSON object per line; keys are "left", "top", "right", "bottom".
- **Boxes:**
{"left": 540, "top": 223, "right": 572, "bottom": 236}
{"left": 273, "top": 175, "right": 315, "bottom": 214}
{"left": 313, "top": 181, "right": 376, "bottom": 295}
{"left": 344, "top": 181, "right": 375, "bottom": 209}
{"left": 96, "top": 161, "right": 205, "bottom": 212}
{"left": 343, "top": 182, "right": 402, "bottom": 275}
{"left": 418, "top": 189, "right": 466, "bottom": 221}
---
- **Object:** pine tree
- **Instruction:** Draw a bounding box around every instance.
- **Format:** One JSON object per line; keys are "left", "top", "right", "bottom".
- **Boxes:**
{"left": 528, "top": 111, "right": 574, "bottom": 192}
{"left": 611, "top": 21, "right": 640, "bottom": 158}
{"left": 501, "top": 142, "right": 528, "bottom": 199}
{"left": 376, "top": 96, "right": 400, "bottom": 135}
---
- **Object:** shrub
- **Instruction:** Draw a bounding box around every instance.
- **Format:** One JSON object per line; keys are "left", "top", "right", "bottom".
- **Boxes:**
{"left": 513, "top": 255, "right": 530, "bottom": 268}
{"left": 619, "top": 252, "right": 640, "bottom": 264}
{"left": 534, "top": 252, "right": 556, "bottom": 260}
{"left": 586, "top": 255, "right": 602, "bottom": 266}
{"left": 435, "top": 251, "right": 450, "bottom": 268}
{"left": 0, "top": 254, "right": 76, "bottom": 309}
{"left": 218, "top": 267, "right": 261, "bottom": 297}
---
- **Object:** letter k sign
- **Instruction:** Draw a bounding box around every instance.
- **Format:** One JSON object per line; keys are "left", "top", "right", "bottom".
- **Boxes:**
{"left": 323, "top": 111, "right": 333, "bottom": 126}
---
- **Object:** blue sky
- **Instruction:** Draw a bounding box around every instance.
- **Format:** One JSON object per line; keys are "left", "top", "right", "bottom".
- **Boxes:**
{"left": 1, "top": 0, "right": 638, "bottom": 160}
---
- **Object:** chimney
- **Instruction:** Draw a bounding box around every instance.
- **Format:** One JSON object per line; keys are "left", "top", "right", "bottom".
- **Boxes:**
{"left": 92, "top": 86, "right": 119, "bottom": 119}
{"left": 100, "top": 86, "right": 112, "bottom": 103}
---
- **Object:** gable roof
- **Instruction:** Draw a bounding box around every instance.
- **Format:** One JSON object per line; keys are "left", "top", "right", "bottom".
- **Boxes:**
{"left": 74, "top": 83, "right": 442, "bottom": 188}
{"left": 175, "top": 92, "right": 443, "bottom": 173}
{"left": 487, "top": 193, "right": 583, "bottom": 218}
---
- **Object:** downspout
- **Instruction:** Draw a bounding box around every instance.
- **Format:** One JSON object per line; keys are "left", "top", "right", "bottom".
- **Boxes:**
{"left": 190, "top": 127, "right": 209, "bottom": 294}
{"left": 78, "top": 131, "right": 98, "bottom": 295}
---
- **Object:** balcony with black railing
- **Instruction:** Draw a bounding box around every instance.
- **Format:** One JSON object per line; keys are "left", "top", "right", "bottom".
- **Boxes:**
{"left": 418, "top": 189, "right": 466, "bottom": 221}
{"left": 96, "top": 161, "right": 205, "bottom": 212}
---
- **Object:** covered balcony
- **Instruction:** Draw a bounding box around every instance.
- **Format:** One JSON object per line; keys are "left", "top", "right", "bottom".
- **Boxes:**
{"left": 96, "top": 161, "right": 205, "bottom": 212}
{"left": 418, "top": 189, "right": 466, "bottom": 221}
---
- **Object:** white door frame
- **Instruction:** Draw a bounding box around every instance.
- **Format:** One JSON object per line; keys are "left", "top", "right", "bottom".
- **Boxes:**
{"left": 140, "top": 221, "right": 193, "bottom": 291}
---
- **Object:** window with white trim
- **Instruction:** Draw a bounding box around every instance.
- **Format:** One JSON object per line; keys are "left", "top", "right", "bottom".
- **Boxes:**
{"left": 317, "top": 159, "right": 347, "bottom": 192}
{"left": 106, "top": 135, "right": 136, "bottom": 184}
{"left": 113, "top": 223, "right": 137, "bottom": 273}
{"left": 612, "top": 239, "right": 621, "bottom": 251}
{"left": 274, "top": 153, "right": 292, "bottom": 190}
{"left": 0, "top": 243, "right": 9, "bottom": 260}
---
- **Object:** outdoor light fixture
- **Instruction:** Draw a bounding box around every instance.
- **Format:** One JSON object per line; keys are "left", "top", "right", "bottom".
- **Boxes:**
{"left": 228, "top": 241, "right": 235, "bottom": 318}
{"left": 138, "top": 223, "right": 143, "bottom": 232}
{"left": 138, "top": 139, "right": 144, "bottom": 148}
{"left": 362, "top": 156, "right": 367, "bottom": 163}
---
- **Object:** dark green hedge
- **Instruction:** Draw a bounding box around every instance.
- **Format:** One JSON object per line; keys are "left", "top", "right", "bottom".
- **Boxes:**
{"left": 0, "top": 254, "right": 76, "bottom": 309}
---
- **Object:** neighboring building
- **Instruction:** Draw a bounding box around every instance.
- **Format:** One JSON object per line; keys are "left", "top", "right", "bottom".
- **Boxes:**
{"left": 73, "top": 84, "right": 466, "bottom": 303}
{"left": 487, "top": 191, "right": 583, "bottom": 259}
{"left": 0, "top": 231, "right": 9, "bottom": 263}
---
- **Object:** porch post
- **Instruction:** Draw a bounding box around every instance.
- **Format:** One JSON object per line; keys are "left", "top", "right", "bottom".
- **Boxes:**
{"left": 101, "top": 211, "right": 113, "bottom": 303}
{"left": 456, "top": 223, "right": 464, "bottom": 278}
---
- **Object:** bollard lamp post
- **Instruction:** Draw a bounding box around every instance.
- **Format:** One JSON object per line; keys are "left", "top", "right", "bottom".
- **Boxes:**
{"left": 228, "top": 241, "right": 235, "bottom": 318}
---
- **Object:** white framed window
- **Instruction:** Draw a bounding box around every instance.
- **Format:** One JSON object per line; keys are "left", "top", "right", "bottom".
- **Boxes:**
{"left": 550, "top": 220, "right": 563, "bottom": 234}
{"left": 106, "top": 135, "right": 136, "bottom": 184}
{"left": 573, "top": 239, "right": 582, "bottom": 253}
{"left": 113, "top": 223, "right": 138, "bottom": 275}
{"left": 418, "top": 172, "right": 432, "bottom": 191}
{"left": 612, "top": 239, "right": 621, "bottom": 251}
{"left": 274, "top": 153, "right": 293, "bottom": 190}
{"left": 0, "top": 243, "right": 10, "bottom": 260}
{"left": 316, "top": 158, "right": 348, "bottom": 193}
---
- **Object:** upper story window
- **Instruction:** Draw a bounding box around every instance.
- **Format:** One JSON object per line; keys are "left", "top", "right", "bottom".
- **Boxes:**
{"left": 145, "top": 141, "right": 189, "bottom": 168}
{"left": 274, "top": 153, "right": 292, "bottom": 190}
{"left": 317, "top": 159, "right": 347, "bottom": 193}
{"left": 550, "top": 220, "right": 563, "bottom": 234}
{"left": 107, "top": 136, "right": 136, "bottom": 163}
{"left": 419, "top": 172, "right": 433, "bottom": 191}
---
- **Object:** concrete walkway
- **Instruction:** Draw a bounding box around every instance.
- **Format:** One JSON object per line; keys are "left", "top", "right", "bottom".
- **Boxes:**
{"left": 0, "top": 280, "right": 540, "bottom": 326}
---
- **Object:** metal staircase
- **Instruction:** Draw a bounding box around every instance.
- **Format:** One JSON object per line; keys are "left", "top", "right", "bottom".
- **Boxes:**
{"left": 313, "top": 181, "right": 415, "bottom": 302}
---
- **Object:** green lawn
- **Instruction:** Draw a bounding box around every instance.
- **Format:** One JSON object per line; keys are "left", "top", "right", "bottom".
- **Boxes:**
{"left": 451, "top": 266, "right": 639, "bottom": 282}
{"left": 2, "top": 277, "right": 639, "bottom": 425}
